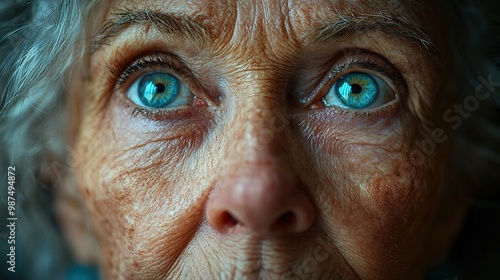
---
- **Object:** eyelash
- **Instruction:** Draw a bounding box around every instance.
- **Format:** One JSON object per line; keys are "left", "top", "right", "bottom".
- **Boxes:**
{"left": 110, "top": 53, "right": 189, "bottom": 87}
{"left": 328, "top": 58, "right": 405, "bottom": 89}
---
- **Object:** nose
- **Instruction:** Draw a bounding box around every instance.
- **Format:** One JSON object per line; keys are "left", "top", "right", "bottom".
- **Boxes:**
{"left": 207, "top": 161, "right": 314, "bottom": 235}
{"left": 206, "top": 115, "right": 314, "bottom": 236}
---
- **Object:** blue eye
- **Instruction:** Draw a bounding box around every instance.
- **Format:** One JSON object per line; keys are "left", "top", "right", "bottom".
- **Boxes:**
{"left": 126, "top": 72, "right": 193, "bottom": 109}
{"left": 323, "top": 72, "right": 394, "bottom": 109}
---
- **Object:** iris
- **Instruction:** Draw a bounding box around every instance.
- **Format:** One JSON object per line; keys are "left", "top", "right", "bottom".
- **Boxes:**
{"left": 326, "top": 72, "right": 379, "bottom": 109}
{"left": 137, "top": 73, "right": 180, "bottom": 108}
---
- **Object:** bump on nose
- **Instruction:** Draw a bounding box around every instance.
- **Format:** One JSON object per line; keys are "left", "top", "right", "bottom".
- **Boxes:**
{"left": 206, "top": 162, "right": 314, "bottom": 236}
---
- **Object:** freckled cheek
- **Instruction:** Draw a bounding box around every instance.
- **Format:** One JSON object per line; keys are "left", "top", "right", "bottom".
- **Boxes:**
{"left": 74, "top": 118, "right": 202, "bottom": 221}
{"left": 73, "top": 129, "right": 212, "bottom": 275}
{"left": 313, "top": 140, "right": 442, "bottom": 273}
{"left": 81, "top": 186, "right": 202, "bottom": 277}
{"left": 348, "top": 147, "right": 437, "bottom": 217}
{"left": 314, "top": 127, "right": 441, "bottom": 235}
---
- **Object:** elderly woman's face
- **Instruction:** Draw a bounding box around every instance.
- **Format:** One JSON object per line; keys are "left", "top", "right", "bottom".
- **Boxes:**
{"left": 68, "top": 0, "right": 465, "bottom": 278}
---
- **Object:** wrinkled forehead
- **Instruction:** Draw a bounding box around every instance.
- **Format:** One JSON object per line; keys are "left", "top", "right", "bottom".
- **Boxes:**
{"left": 117, "top": 0, "right": 410, "bottom": 31}
{"left": 92, "top": 0, "right": 442, "bottom": 59}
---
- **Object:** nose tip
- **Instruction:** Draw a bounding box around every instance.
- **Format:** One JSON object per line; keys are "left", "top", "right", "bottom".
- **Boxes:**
{"left": 206, "top": 162, "right": 314, "bottom": 236}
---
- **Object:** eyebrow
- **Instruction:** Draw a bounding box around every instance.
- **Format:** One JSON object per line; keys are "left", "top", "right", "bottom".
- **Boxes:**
{"left": 91, "top": 8, "right": 439, "bottom": 59}
{"left": 90, "top": 8, "right": 209, "bottom": 53}
{"left": 306, "top": 13, "right": 440, "bottom": 59}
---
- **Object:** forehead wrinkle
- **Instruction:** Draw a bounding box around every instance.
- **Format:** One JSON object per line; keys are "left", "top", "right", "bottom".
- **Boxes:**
{"left": 308, "top": 13, "right": 438, "bottom": 57}
{"left": 207, "top": 1, "right": 302, "bottom": 74}
{"left": 290, "top": 0, "right": 439, "bottom": 58}
{"left": 90, "top": 8, "right": 210, "bottom": 53}
{"left": 92, "top": 0, "right": 439, "bottom": 61}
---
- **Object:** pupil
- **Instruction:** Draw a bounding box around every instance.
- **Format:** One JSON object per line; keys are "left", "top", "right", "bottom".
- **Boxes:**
{"left": 351, "top": 84, "right": 362, "bottom": 94}
{"left": 155, "top": 83, "right": 165, "bottom": 93}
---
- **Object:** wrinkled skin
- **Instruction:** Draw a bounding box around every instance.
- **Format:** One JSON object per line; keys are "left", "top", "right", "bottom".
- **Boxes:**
{"left": 59, "top": 0, "right": 468, "bottom": 279}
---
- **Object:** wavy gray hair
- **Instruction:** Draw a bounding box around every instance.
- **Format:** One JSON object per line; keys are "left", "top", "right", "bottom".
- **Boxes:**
{"left": 0, "top": 0, "right": 97, "bottom": 279}
{"left": 0, "top": 0, "right": 498, "bottom": 279}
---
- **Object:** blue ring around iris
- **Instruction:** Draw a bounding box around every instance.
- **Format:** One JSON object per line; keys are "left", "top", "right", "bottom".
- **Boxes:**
{"left": 335, "top": 73, "right": 378, "bottom": 109}
{"left": 138, "top": 73, "right": 180, "bottom": 108}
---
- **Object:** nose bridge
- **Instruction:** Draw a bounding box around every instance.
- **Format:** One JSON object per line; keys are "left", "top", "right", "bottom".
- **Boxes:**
{"left": 224, "top": 99, "right": 293, "bottom": 188}
{"left": 227, "top": 75, "right": 291, "bottom": 164}
{"left": 237, "top": 103, "right": 286, "bottom": 162}
{"left": 205, "top": 77, "right": 314, "bottom": 236}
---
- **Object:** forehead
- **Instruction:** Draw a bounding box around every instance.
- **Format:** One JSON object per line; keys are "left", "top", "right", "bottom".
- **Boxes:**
{"left": 94, "top": 0, "right": 440, "bottom": 60}
{"left": 103, "top": 0, "right": 421, "bottom": 38}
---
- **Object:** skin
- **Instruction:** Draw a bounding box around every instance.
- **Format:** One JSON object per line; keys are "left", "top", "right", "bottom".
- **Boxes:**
{"left": 58, "top": 0, "right": 468, "bottom": 279}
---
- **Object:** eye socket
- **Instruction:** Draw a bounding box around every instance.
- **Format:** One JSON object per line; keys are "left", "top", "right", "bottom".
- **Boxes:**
{"left": 126, "top": 71, "right": 194, "bottom": 109}
{"left": 322, "top": 72, "right": 395, "bottom": 110}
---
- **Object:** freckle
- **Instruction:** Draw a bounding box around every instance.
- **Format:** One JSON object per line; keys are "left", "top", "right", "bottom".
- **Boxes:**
{"left": 380, "top": 190, "right": 393, "bottom": 208}
{"left": 81, "top": 187, "right": 90, "bottom": 198}
{"left": 107, "top": 258, "right": 112, "bottom": 270}
{"left": 133, "top": 260, "right": 140, "bottom": 269}
{"left": 342, "top": 217, "right": 353, "bottom": 228}
{"left": 128, "top": 227, "right": 135, "bottom": 239}
{"left": 373, "top": 178, "right": 384, "bottom": 189}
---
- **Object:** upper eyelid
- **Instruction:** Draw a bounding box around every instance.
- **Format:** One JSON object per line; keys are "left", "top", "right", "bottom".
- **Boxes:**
{"left": 111, "top": 54, "right": 191, "bottom": 86}
{"left": 328, "top": 57, "right": 405, "bottom": 88}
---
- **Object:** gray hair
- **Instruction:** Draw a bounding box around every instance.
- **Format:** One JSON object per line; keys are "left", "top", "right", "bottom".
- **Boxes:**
{"left": 0, "top": 0, "right": 498, "bottom": 279}
{"left": 0, "top": 0, "right": 97, "bottom": 278}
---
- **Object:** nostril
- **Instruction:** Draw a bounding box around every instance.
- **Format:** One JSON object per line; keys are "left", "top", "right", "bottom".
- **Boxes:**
{"left": 219, "top": 211, "right": 239, "bottom": 230}
{"left": 277, "top": 211, "right": 294, "bottom": 224}
{"left": 215, "top": 210, "right": 298, "bottom": 234}
{"left": 206, "top": 164, "right": 315, "bottom": 235}
{"left": 272, "top": 211, "right": 296, "bottom": 231}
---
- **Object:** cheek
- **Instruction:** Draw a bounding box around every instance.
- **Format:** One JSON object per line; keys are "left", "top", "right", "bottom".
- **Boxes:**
{"left": 72, "top": 108, "right": 212, "bottom": 278}
{"left": 303, "top": 114, "right": 448, "bottom": 275}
